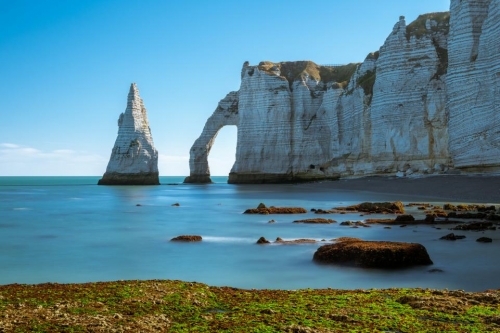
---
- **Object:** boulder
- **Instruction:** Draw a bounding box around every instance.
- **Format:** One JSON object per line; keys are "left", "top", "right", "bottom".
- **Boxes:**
{"left": 313, "top": 239, "right": 433, "bottom": 268}
{"left": 395, "top": 215, "right": 415, "bottom": 222}
{"left": 171, "top": 235, "right": 202, "bottom": 242}
{"left": 256, "top": 237, "right": 270, "bottom": 244}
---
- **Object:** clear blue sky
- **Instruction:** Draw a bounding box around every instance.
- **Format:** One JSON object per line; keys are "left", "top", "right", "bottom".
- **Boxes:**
{"left": 0, "top": 0, "right": 450, "bottom": 176}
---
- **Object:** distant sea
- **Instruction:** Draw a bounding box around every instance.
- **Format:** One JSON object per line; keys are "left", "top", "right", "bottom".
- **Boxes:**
{"left": 1, "top": 176, "right": 499, "bottom": 291}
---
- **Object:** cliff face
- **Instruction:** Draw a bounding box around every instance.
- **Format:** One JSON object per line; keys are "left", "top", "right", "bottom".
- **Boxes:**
{"left": 98, "top": 83, "right": 159, "bottom": 185}
{"left": 352, "top": 13, "right": 450, "bottom": 176}
{"left": 187, "top": 0, "right": 500, "bottom": 183}
{"left": 448, "top": 0, "right": 500, "bottom": 171}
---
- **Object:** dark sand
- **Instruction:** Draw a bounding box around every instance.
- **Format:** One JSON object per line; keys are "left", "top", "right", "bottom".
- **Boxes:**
{"left": 308, "top": 175, "right": 500, "bottom": 203}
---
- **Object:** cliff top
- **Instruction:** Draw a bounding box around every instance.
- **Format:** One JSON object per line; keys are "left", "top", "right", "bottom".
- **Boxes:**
{"left": 257, "top": 60, "right": 359, "bottom": 86}
{"left": 405, "top": 11, "right": 450, "bottom": 41}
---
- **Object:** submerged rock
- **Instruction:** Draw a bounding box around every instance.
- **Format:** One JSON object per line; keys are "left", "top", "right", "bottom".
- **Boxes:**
{"left": 452, "top": 222, "right": 495, "bottom": 231}
{"left": 440, "top": 233, "right": 466, "bottom": 240}
{"left": 313, "top": 239, "right": 433, "bottom": 268}
{"left": 274, "top": 237, "right": 317, "bottom": 244}
{"left": 98, "top": 83, "right": 159, "bottom": 185}
{"left": 477, "top": 237, "right": 493, "bottom": 243}
{"left": 293, "top": 218, "right": 336, "bottom": 224}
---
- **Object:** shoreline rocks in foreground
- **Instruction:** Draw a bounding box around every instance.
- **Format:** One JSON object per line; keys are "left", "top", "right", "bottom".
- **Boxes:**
{"left": 313, "top": 238, "right": 433, "bottom": 268}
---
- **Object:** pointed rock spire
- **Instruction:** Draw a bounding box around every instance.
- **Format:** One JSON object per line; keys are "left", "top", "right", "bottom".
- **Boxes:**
{"left": 98, "top": 83, "right": 159, "bottom": 185}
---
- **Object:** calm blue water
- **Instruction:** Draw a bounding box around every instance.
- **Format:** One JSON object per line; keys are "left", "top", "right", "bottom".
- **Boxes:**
{"left": 1, "top": 176, "right": 499, "bottom": 291}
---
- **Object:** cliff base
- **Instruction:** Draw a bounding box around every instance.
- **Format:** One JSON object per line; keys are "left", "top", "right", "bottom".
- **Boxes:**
{"left": 98, "top": 172, "right": 160, "bottom": 185}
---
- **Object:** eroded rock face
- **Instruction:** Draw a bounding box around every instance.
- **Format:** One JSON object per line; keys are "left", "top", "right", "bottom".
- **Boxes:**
{"left": 229, "top": 61, "right": 356, "bottom": 183}
{"left": 364, "top": 14, "right": 450, "bottom": 175}
{"left": 99, "top": 83, "right": 159, "bottom": 185}
{"left": 184, "top": 92, "right": 239, "bottom": 183}
{"left": 187, "top": 1, "right": 500, "bottom": 183}
{"left": 447, "top": 0, "right": 500, "bottom": 171}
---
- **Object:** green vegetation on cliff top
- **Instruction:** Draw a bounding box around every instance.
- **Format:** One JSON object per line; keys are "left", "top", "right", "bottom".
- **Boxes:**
{"left": 405, "top": 11, "right": 450, "bottom": 41}
{"left": 1, "top": 280, "right": 500, "bottom": 332}
{"left": 258, "top": 60, "right": 359, "bottom": 87}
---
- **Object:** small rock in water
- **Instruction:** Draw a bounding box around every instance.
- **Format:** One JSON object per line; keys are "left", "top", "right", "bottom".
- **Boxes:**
{"left": 440, "top": 233, "right": 466, "bottom": 240}
{"left": 477, "top": 237, "right": 492, "bottom": 243}
{"left": 428, "top": 268, "right": 444, "bottom": 273}
{"left": 256, "top": 236, "right": 270, "bottom": 244}
{"left": 171, "top": 203, "right": 180, "bottom": 206}
{"left": 268, "top": 219, "right": 275, "bottom": 223}
{"left": 136, "top": 204, "right": 142, "bottom": 206}
{"left": 395, "top": 215, "right": 415, "bottom": 222}
{"left": 171, "top": 235, "right": 202, "bottom": 242}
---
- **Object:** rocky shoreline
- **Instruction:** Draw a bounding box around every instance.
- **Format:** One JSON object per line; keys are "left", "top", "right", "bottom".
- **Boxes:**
{"left": 1, "top": 280, "right": 499, "bottom": 332}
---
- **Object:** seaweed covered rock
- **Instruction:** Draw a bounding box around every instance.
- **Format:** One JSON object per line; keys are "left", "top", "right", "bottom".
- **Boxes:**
{"left": 395, "top": 215, "right": 415, "bottom": 222}
{"left": 293, "top": 218, "right": 336, "bottom": 224}
{"left": 452, "top": 222, "right": 495, "bottom": 231}
{"left": 313, "top": 239, "right": 433, "bottom": 268}
{"left": 244, "top": 206, "right": 307, "bottom": 214}
{"left": 274, "top": 237, "right": 317, "bottom": 244}
{"left": 334, "top": 202, "right": 405, "bottom": 214}
{"left": 171, "top": 235, "right": 202, "bottom": 242}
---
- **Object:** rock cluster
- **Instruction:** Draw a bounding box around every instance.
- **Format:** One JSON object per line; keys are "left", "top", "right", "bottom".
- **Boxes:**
{"left": 99, "top": 83, "right": 159, "bottom": 185}
{"left": 243, "top": 205, "right": 307, "bottom": 214}
{"left": 187, "top": 0, "right": 500, "bottom": 183}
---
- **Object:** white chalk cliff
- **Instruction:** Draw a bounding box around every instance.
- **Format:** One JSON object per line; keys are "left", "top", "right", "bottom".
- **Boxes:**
{"left": 448, "top": 0, "right": 500, "bottom": 171}
{"left": 99, "top": 83, "right": 159, "bottom": 185}
{"left": 186, "top": 0, "right": 500, "bottom": 183}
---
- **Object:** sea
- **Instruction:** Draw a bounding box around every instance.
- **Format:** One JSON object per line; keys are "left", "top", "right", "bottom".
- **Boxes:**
{"left": 1, "top": 176, "right": 499, "bottom": 291}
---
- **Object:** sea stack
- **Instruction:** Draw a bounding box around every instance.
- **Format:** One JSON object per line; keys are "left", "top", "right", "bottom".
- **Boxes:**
{"left": 98, "top": 83, "right": 159, "bottom": 185}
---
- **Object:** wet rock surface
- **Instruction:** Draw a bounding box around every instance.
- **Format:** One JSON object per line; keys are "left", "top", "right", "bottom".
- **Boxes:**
{"left": 313, "top": 239, "right": 433, "bottom": 268}
{"left": 440, "top": 233, "right": 466, "bottom": 240}
{"left": 477, "top": 237, "right": 493, "bottom": 243}
{"left": 332, "top": 201, "right": 405, "bottom": 214}
{"left": 293, "top": 218, "right": 336, "bottom": 224}
{"left": 171, "top": 235, "right": 202, "bottom": 242}
{"left": 244, "top": 206, "right": 307, "bottom": 214}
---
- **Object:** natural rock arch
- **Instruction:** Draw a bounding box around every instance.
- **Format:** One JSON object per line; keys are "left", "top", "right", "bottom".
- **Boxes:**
{"left": 184, "top": 92, "right": 239, "bottom": 183}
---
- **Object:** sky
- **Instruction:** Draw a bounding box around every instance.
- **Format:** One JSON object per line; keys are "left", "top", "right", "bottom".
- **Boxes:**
{"left": 0, "top": 0, "right": 450, "bottom": 176}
